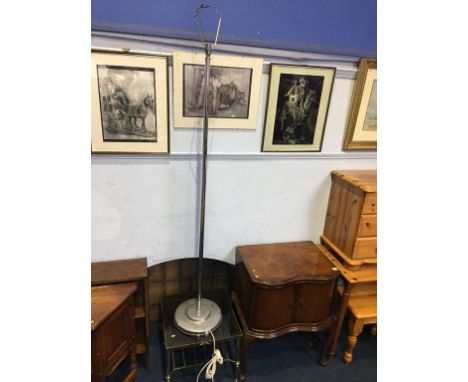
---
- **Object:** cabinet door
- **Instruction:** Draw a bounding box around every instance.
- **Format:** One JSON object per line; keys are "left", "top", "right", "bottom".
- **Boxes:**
{"left": 252, "top": 286, "right": 295, "bottom": 331}
{"left": 293, "top": 282, "right": 335, "bottom": 324}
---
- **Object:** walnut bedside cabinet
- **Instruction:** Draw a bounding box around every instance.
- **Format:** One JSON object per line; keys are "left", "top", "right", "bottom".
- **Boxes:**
{"left": 233, "top": 241, "right": 340, "bottom": 379}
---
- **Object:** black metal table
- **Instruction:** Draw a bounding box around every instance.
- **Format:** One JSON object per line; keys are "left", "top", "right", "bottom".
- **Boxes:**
{"left": 161, "top": 290, "right": 243, "bottom": 382}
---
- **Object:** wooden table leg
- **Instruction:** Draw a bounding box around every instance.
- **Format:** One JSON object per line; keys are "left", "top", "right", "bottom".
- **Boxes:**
{"left": 126, "top": 344, "right": 138, "bottom": 382}
{"left": 327, "top": 281, "right": 353, "bottom": 359}
{"left": 240, "top": 334, "right": 255, "bottom": 381}
{"left": 125, "top": 306, "right": 138, "bottom": 382}
{"left": 343, "top": 316, "right": 363, "bottom": 364}
{"left": 370, "top": 324, "right": 377, "bottom": 336}
{"left": 320, "top": 324, "right": 334, "bottom": 366}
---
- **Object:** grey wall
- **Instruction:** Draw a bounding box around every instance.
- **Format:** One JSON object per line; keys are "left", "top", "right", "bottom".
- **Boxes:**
{"left": 91, "top": 33, "right": 377, "bottom": 266}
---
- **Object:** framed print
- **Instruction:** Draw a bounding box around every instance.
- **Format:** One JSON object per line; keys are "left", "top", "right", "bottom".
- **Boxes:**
{"left": 91, "top": 51, "right": 169, "bottom": 153}
{"left": 261, "top": 64, "right": 335, "bottom": 152}
{"left": 173, "top": 51, "right": 263, "bottom": 129}
{"left": 342, "top": 58, "right": 377, "bottom": 150}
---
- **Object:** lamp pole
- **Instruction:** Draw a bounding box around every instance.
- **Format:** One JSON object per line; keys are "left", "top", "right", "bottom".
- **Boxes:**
{"left": 196, "top": 41, "right": 211, "bottom": 312}
{"left": 174, "top": 4, "right": 223, "bottom": 335}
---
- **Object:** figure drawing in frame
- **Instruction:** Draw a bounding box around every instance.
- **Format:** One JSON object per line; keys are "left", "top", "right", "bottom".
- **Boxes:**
{"left": 272, "top": 73, "right": 324, "bottom": 145}
{"left": 97, "top": 65, "right": 157, "bottom": 142}
{"left": 183, "top": 64, "right": 252, "bottom": 118}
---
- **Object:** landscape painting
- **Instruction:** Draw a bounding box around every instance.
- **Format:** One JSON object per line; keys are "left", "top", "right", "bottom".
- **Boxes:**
{"left": 363, "top": 80, "right": 377, "bottom": 131}
{"left": 342, "top": 58, "right": 377, "bottom": 150}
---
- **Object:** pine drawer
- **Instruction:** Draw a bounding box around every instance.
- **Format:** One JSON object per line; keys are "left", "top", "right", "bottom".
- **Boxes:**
{"left": 357, "top": 215, "right": 377, "bottom": 237}
{"left": 362, "top": 193, "right": 377, "bottom": 214}
{"left": 353, "top": 237, "right": 377, "bottom": 259}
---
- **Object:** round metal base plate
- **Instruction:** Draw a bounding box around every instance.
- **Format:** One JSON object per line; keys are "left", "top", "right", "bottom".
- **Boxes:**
{"left": 174, "top": 298, "right": 222, "bottom": 336}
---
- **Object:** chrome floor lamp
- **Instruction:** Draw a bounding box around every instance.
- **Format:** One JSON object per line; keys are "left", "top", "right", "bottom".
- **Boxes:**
{"left": 174, "top": 3, "right": 223, "bottom": 335}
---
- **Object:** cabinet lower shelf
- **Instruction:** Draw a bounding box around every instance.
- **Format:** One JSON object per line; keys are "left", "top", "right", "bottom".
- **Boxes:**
{"left": 134, "top": 307, "right": 145, "bottom": 319}
{"left": 135, "top": 332, "right": 146, "bottom": 354}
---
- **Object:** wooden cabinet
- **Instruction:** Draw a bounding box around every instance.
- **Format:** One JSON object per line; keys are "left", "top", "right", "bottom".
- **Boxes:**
{"left": 317, "top": 245, "right": 377, "bottom": 361}
{"left": 91, "top": 258, "right": 151, "bottom": 369}
{"left": 233, "top": 241, "right": 339, "bottom": 376}
{"left": 91, "top": 282, "right": 138, "bottom": 382}
{"left": 251, "top": 286, "right": 295, "bottom": 330}
{"left": 320, "top": 170, "right": 377, "bottom": 361}
{"left": 294, "top": 283, "right": 335, "bottom": 323}
{"left": 322, "top": 170, "right": 377, "bottom": 267}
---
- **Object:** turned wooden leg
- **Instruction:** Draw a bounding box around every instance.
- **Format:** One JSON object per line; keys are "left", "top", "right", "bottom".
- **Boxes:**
{"left": 370, "top": 324, "right": 377, "bottom": 336}
{"left": 343, "top": 315, "right": 364, "bottom": 364}
{"left": 320, "top": 325, "right": 334, "bottom": 366}
{"left": 126, "top": 303, "right": 138, "bottom": 382}
{"left": 328, "top": 282, "right": 353, "bottom": 359}
{"left": 240, "top": 334, "right": 255, "bottom": 381}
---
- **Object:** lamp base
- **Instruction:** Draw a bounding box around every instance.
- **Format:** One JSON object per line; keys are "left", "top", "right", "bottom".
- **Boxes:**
{"left": 174, "top": 298, "right": 222, "bottom": 335}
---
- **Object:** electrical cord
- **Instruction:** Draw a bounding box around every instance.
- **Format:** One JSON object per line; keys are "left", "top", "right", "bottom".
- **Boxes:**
{"left": 196, "top": 329, "right": 223, "bottom": 382}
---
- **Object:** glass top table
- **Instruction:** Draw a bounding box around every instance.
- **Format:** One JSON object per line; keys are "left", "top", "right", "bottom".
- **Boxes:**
{"left": 161, "top": 290, "right": 243, "bottom": 381}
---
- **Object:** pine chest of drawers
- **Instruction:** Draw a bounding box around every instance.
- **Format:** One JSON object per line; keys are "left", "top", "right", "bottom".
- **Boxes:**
{"left": 322, "top": 170, "right": 377, "bottom": 267}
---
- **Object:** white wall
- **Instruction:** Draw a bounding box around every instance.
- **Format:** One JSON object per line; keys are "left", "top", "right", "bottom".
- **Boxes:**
{"left": 91, "top": 32, "right": 377, "bottom": 266}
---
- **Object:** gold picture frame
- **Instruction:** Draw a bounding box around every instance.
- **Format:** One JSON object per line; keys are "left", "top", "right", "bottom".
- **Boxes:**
{"left": 342, "top": 58, "right": 377, "bottom": 150}
{"left": 172, "top": 51, "right": 263, "bottom": 129}
{"left": 91, "top": 51, "right": 169, "bottom": 154}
